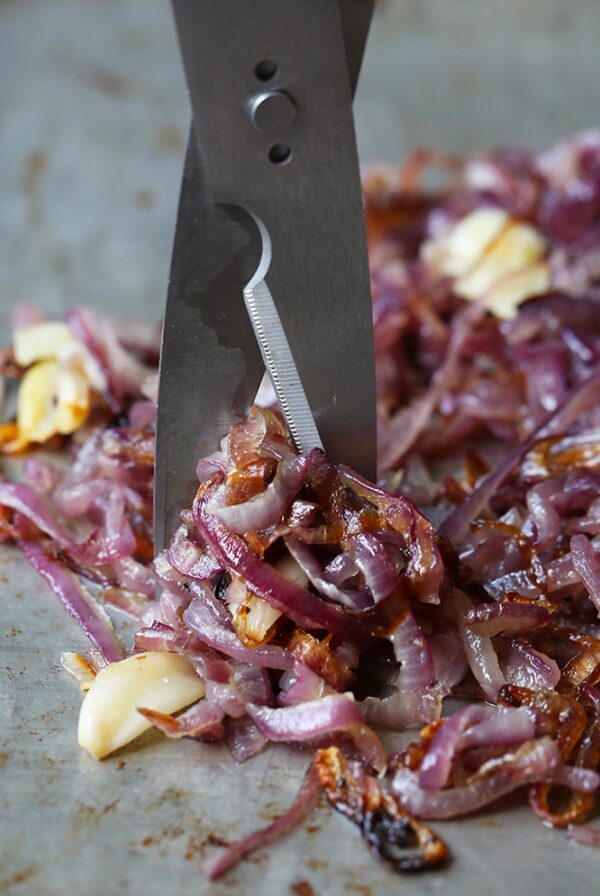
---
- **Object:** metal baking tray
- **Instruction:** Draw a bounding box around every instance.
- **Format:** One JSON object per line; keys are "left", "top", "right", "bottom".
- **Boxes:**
{"left": 2, "top": 1, "right": 599, "bottom": 892}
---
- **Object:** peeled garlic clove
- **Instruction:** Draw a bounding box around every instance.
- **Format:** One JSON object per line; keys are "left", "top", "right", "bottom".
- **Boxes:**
{"left": 55, "top": 359, "right": 91, "bottom": 435}
{"left": 13, "top": 322, "right": 75, "bottom": 367}
{"left": 483, "top": 261, "right": 551, "bottom": 320}
{"left": 17, "top": 360, "right": 59, "bottom": 442}
{"left": 78, "top": 651, "right": 205, "bottom": 759}
{"left": 422, "top": 207, "right": 510, "bottom": 277}
{"left": 456, "top": 221, "right": 548, "bottom": 300}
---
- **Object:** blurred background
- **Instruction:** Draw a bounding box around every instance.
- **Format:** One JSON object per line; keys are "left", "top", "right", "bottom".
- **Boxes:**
{"left": 1, "top": 0, "right": 599, "bottom": 332}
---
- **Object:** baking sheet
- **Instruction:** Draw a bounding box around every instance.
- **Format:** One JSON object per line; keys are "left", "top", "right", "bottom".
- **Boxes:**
{"left": 2, "top": 1, "right": 600, "bottom": 893}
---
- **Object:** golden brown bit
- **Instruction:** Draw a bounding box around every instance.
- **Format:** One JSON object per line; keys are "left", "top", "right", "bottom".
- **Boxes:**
{"left": 359, "top": 586, "right": 413, "bottom": 640}
{"left": 228, "top": 406, "right": 292, "bottom": 468}
{"left": 389, "top": 719, "right": 446, "bottom": 772}
{"left": 231, "top": 590, "right": 281, "bottom": 647}
{"left": 498, "top": 684, "right": 595, "bottom": 827}
{"left": 290, "top": 881, "right": 316, "bottom": 896}
{"left": 314, "top": 747, "right": 448, "bottom": 873}
{"left": 133, "top": 531, "right": 154, "bottom": 563}
{"left": 498, "top": 686, "right": 586, "bottom": 759}
{"left": 463, "top": 450, "right": 490, "bottom": 490}
{"left": 530, "top": 717, "right": 600, "bottom": 828}
{"left": 559, "top": 632, "right": 600, "bottom": 688}
{"left": 526, "top": 434, "right": 600, "bottom": 478}
{"left": 471, "top": 519, "right": 546, "bottom": 589}
{"left": 438, "top": 476, "right": 469, "bottom": 505}
{"left": 0, "top": 421, "right": 29, "bottom": 455}
{"left": 287, "top": 630, "right": 353, "bottom": 691}
{"left": 244, "top": 530, "right": 268, "bottom": 556}
{"left": 226, "top": 459, "right": 277, "bottom": 506}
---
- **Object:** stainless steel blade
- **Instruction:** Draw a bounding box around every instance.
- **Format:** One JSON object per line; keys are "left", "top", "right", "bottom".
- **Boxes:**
{"left": 338, "top": 0, "right": 375, "bottom": 95}
{"left": 171, "top": 0, "right": 377, "bottom": 480}
{"left": 154, "top": 134, "right": 264, "bottom": 551}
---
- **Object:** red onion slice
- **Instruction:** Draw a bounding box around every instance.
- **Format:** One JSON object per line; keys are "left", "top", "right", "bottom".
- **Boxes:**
{"left": 419, "top": 705, "right": 487, "bottom": 791}
{"left": 195, "top": 451, "right": 228, "bottom": 482}
{"left": 134, "top": 622, "right": 233, "bottom": 684}
{"left": 204, "top": 766, "right": 319, "bottom": 880}
{"left": 323, "top": 551, "right": 359, "bottom": 586}
{"left": 343, "top": 531, "right": 399, "bottom": 602}
{"left": 390, "top": 610, "right": 435, "bottom": 685}
{"left": 208, "top": 450, "right": 318, "bottom": 534}
{"left": 67, "top": 306, "right": 154, "bottom": 403}
{"left": 138, "top": 699, "right": 225, "bottom": 739}
{"left": 378, "top": 298, "right": 489, "bottom": 469}
{"left": 0, "top": 480, "right": 137, "bottom": 565}
{"left": 184, "top": 589, "right": 293, "bottom": 671}
{"left": 279, "top": 661, "right": 326, "bottom": 706}
{"left": 363, "top": 688, "right": 442, "bottom": 730}
{"left": 110, "top": 556, "right": 156, "bottom": 597}
{"left": 167, "top": 525, "right": 221, "bottom": 581}
{"left": 454, "top": 591, "right": 505, "bottom": 699}
{"left": 571, "top": 533, "right": 600, "bottom": 615}
{"left": 439, "top": 366, "right": 600, "bottom": 543}
{"left": 498, "top": 639, "right": 560, "bottom": 690}
{"left": 22, "top": 539, "right": 124, "bottom": 664}
{"left": 364, "top": 609, "right": 441, "bottom": 730}
{"left": 393, "top": 738, "right": 580, "bottom": 819}
{"left": 418, "top": 705, "right": 540, "bottom": 792}
{"left": 430, "top": 632, "right": 469, "bottom": 691}
{"left": 339, "top": 467, "right": 444, "bottom": 604}
{"left": 196, "top": 496, "right": 368, "bottom": 643}
{"left": 460, "top": 706, "right": 535, "bottom": 750}
{"left": 225, "top": 715, "right": 268, "bottom": 763}
{"left": 465, "top": 601, "right": 550, "bottom": 637}
{"left": 284, "top": 536, "right": 371, "bottom": 611}
{"left": 246, "top": 695, "right": 387, "bottom": 773}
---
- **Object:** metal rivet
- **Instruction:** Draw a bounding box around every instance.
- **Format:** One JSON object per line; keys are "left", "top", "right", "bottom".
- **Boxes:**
{"left": 250, "top": 91, "right": 297, "bottom": 138}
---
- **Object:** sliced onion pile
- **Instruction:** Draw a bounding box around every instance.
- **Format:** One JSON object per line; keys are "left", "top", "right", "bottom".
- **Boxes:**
{"left": 2, "top": 131, "right": 600, "bottom": 878}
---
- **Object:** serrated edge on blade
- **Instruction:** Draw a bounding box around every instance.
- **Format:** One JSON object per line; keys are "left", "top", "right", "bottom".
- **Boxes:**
{"left": 244, "top": 277, "right": 323, "bottom": 454}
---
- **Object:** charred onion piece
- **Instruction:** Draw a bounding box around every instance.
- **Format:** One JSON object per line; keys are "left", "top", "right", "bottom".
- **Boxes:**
{"left": 314, "top": 746, "right": 448, "bottom": 872}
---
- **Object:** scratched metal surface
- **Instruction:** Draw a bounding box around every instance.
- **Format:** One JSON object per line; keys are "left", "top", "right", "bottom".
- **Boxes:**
{"left": 2, "top": 0, "right": 600, "bottom": 893}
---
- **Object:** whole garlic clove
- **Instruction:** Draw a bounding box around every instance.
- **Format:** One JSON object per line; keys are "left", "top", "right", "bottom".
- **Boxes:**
{"left": 17, "top": 360, "right": 60, "bottom": 442}
{"left": 13, "top": 322, "right": 75, "bottom": 367}
{"left": 78, "top": 651, "right": 205, "bottom": 759}
{"left": 422, "top": 207, "right": 510, "bottom": 278}
{"left": 422, "top": 207, "right": 550, "bottom": 319}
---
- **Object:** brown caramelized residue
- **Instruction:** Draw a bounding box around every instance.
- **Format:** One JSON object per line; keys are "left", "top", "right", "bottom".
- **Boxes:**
{"left": 291, "top": 881, "right": 316, "bottom": 896}
{"left": 287, "top": 630, "right": 353, "bottom": 691}
{"left": 314, "top": 747, "right": 448, "bottom": 873}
